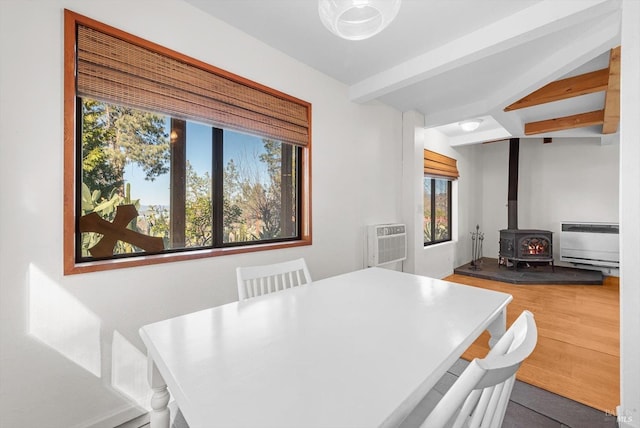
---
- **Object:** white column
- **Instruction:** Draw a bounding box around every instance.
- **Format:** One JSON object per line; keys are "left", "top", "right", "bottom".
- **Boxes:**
{"left": 401, "top": 111, "right": 426, "bottom": 274}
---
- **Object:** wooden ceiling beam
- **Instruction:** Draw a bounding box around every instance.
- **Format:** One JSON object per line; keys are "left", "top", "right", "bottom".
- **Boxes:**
{"left": 602, "top": 46, "right": 621, "bottom": 134}
{"left": 525, "top": 110, "right": 604, "bottom": 135}
{"left": 505, "top": 68, "right": 609, "bottom": 111}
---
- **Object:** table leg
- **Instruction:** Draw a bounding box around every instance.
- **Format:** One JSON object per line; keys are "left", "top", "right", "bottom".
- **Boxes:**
{"left": 487, "top": 308, "right": 507, "bottom": 348}
{"left": 148, "top": 356, "right": 170, "bottom": 428}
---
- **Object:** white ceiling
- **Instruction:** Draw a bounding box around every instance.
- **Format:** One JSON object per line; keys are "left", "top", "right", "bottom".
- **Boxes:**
{"left": 183, "top": 0, "right": 622, "bottom": 143}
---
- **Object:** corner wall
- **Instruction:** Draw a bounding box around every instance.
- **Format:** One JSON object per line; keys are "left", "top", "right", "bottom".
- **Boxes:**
{"left": 402, "top": 113, "right": 483, "bottom": 278}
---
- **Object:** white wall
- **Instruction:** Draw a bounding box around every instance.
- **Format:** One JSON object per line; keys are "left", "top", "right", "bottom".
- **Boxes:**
{"left": 480, "top": 138, "right": 619, "bottom": 266}
{"left": 452, "top": 143, "right": 484, "bottom": 269}
{"left": 619, "top": 0, "right": 640, "bottom": 425}
{"left": 401, "top": 111, "right": 426, "bottom": 275}
{"left": 0, "top": 1, "right": 403, "bottom": 427}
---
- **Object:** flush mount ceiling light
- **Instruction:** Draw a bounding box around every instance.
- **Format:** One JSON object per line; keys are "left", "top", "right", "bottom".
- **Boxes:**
{"left": 318, "top": 0, "right": 402, "bottom": 41}
{"left": 459, "top": 119, "right": 483, "bottom": 132}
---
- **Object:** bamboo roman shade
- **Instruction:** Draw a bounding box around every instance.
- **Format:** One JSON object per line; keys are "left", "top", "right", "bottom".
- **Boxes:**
{"left": 76, "top": 25, "right": 310, "bottom": 147}
{"left": 424, "top": 149, "right": 459, "bottom": 179}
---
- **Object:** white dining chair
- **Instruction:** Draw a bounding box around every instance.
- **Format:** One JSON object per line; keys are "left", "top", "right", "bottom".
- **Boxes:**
{"left": 406, "top": 310, "right": 538, "bottom": 428}
{"left": 236, "top": 258, "right": 312, "bottom": 300}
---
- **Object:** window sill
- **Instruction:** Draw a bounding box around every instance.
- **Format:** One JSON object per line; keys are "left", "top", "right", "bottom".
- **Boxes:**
{"left": 423, "top": 240, "right": 455, "bottom": 250}
{"left": 64, "top": 238, "right": 312, "bottom": 275}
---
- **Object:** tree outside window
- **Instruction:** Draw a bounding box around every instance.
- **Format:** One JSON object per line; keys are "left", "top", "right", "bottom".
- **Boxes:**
{"left": 77, "top": 98, "right": 300, "bottom": 262}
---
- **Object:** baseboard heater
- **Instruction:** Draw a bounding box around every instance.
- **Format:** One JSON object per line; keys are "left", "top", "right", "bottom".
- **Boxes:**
{"left": 560, "top": 222, "right": 619, "bottom": 268}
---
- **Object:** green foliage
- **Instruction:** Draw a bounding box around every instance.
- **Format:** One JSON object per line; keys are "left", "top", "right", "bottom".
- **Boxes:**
{"left": 259, "top": 139, "right": 282, "bottom": 186}
{"left": 248, "top": 139, "right": 283, "bottom": 239}
{"left": 424, "top": 221, "right": 432, "bottom": 242}
{"left": 81, "top": 182, "right": 138, "bottom": 218}
{"left": 78, "top": 98, "right": 171, "bottom": 258}
{"left": 146, "top": 205, "right": 170, "bottom": 248}
{"left": 141, "top": 162, "right": 218, "bottom": 248}
{"left": 241, "top": 181, "right": 281, "bottom": 239}
{"left": 223, "top": 160, "right": 242, "bottom": 219}
{"left": 79, "top": 182, "right": 141, "bottom": 257}
{"left": 81, "top": 100, "right": 121, "bottom": 196}
{"left": 81, "top": 98, "right": 169, "bottom": 198}
{"left": 185, "top": 162, "right": 213, "bottom": 247}
{"left": 220, "top": 139, "right": 289, "bottom": 242}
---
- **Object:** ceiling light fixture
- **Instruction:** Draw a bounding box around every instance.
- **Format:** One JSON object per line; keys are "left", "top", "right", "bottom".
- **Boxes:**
{"left": 318, "top": 0, "right": 402, "bottom": 41}
{"left": 459, "top": 119, "right": 483, "bottom": 132}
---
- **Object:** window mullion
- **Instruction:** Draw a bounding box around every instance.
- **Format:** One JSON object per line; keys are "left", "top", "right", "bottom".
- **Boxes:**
{"left": 212, "top": 128, "right": 224, "bottom": 247}
{"left": 281, "top": 144, "right": 293, "bottom": 237}
{"left": 295, "top": 146, "right": 303, "bottom": 238}
{"left": 430, "top": 179, "right": 436, "bottom": 243}
{"left": 447, "top": 181, "right": 452, "bottom": 241}
{"left": 75, "top": 97, "right": 84, "bottom": 261}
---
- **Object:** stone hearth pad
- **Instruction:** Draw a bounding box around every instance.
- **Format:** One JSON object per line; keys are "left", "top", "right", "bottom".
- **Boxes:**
{"left": 454, "top": 257, "right": 603, "bottom": 285}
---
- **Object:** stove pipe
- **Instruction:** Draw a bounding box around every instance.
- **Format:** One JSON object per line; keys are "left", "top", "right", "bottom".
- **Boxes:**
{"left": 508, "top": 138, "right": 519, "bottom": 230}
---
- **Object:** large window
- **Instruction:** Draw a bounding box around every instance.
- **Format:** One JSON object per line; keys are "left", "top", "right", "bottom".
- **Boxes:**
{"left": 64, "top": 11, "right": 311, "bottom": 274}
{"left": 423, "top": 178, "right": 452, "bottom": 245}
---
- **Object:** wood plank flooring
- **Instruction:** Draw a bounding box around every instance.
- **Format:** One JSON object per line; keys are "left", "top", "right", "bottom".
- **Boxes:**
{"left": 443, "top": 272, "right": 620, "bottom": 414}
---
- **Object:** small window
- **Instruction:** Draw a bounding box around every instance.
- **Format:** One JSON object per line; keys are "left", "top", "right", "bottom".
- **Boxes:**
{"left": 423, "top": 178, "right": 452, "bottom": 246}
{"left": 64, "top": 10, "right": 311, "bottom": 274}
{"left": 423, "top": 149, "right": 457, "bottom": 246}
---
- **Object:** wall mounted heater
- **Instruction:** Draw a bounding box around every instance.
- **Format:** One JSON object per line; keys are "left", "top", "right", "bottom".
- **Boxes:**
{"left": 367, "top": 224, "right": 407, "bottom": 267}
{"left": 560, "top": 222, "right": 619, "bottom": 268}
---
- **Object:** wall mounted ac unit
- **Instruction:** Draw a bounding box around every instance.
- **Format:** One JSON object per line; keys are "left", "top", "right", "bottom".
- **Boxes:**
{"left": 560, "top": 222, "right": 619, "bottom": 268}
{"left": 367, "top": 224, "right": 407, "bottom": 267}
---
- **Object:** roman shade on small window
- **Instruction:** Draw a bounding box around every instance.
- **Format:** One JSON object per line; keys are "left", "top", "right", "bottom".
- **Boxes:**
{"left": 424, "top": 149, "right": 459, "bottom": 179}
{"left": 76, "top": 25, "right": 310, "bottom": 147}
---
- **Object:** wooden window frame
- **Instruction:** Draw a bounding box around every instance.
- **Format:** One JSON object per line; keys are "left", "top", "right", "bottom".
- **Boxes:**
{"left": 63, "top": 10, "right": 312, "bottom": 275}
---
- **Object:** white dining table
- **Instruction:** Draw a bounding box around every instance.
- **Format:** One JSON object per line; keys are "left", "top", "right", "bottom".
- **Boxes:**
{"left": 139, "top": 267, "right": 512, "bottom": 428}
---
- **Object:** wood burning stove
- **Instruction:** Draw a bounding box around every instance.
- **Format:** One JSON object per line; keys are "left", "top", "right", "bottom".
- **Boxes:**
{"left": 499, "top": 229, "right": 554, "bottom": 270}
{"left": 498, "top": 138, "right": 554, "bottom": 270}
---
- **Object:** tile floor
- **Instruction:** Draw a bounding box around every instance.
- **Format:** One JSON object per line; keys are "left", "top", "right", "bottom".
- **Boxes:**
{"left": 402, "top": 359, "right": 618, "bottom": 428}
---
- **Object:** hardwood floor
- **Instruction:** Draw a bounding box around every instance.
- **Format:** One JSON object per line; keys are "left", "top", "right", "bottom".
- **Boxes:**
{"left": 444, "top": 272, "right": 620, "bottom": 414}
